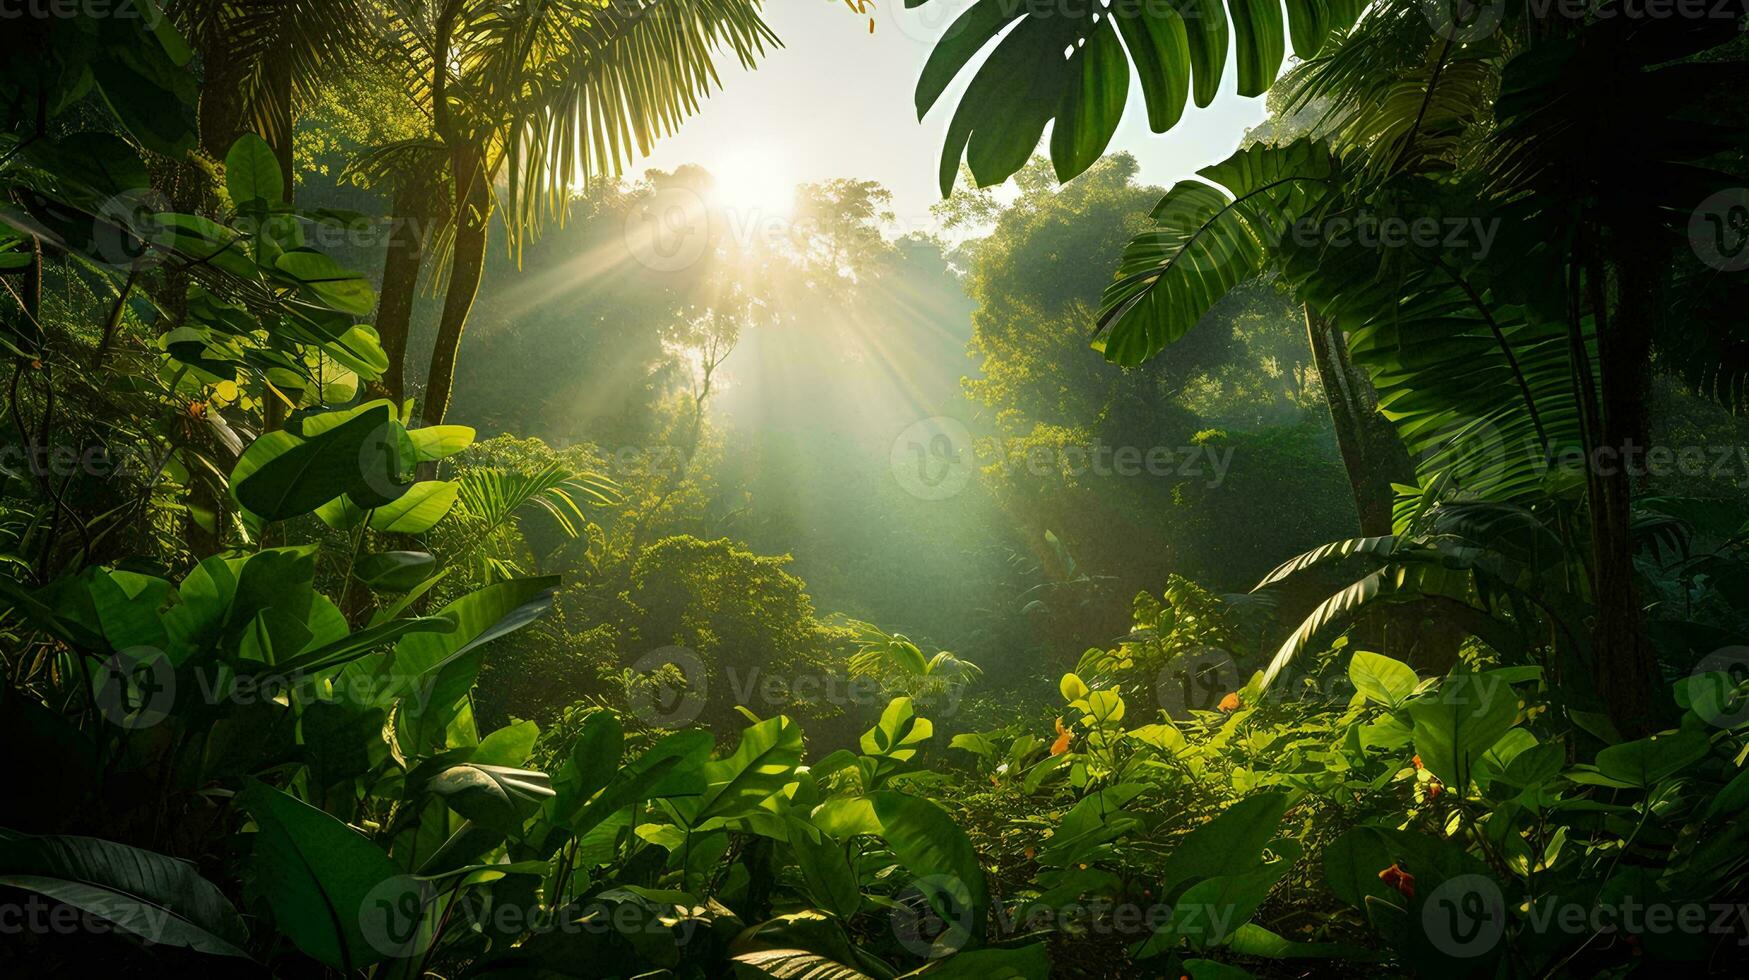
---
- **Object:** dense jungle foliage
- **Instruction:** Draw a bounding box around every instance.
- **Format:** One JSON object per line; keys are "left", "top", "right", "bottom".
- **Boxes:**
{"left": 3, "top": 1, "right": 1749, "bottom": 978}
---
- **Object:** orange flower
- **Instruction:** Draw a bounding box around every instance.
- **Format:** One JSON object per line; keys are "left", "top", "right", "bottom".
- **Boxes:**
{"left": 1411, "top": 754, "right": 1423, "bottom": 770}
{"left": 1378, "top": 863, "right": 1415, "bottom": 899}
{"left": 1050, "top": 716, "right": 1072, "bottom": 756}
{"left": 1024, "top": 846, "right": 1036, "bottom": 860}
{"left": 1217, "top": 692, "right": 1241, "bottom": 712}
{"left": 186, "top": 401, "right": 207, "bottom": 420}
{"left": 1426, "top": 780, "right": 1444, "bottom": 800}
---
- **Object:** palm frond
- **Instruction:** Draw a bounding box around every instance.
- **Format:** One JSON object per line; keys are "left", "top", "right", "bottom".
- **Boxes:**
{"left": 458, "top": 461, "right": 620, "bottom": 539}
{"left": 1094, "top": 139, "right": 1342, "bottom": 366}
{"left": 488, "top": 0, "right": 778, "bottom": 249}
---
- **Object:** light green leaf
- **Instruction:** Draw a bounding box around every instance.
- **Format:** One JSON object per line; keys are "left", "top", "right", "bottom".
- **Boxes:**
{"left": 1349, "top": 651, "right": 1419, "bottom": 708}
{"left": 224, "top": 133, "right": 283, "bottom": 209}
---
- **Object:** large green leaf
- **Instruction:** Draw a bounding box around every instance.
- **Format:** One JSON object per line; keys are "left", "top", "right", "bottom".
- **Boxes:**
{"left": 224, "top": 133, "right": 283, "bottom": 210}
{"left": 89, "top": 17, "right": 198, "bottom": 157}
{"left": 1349, "top": 652, "right": 1420, "bottom": 708}
{"left": 386, "top": 576, "right": 562, "bottom": 685}
{"left": 681, "top": 715, "right": 805, "bottom": 826}
{"left": 237, "top": 780, "right": 402, "bottom": 970}
{"left": 896, "top": 943, "right": 1050, "bottom": 978}
{"left": 1406, "top": 672, "right": 1522, "bottom": 787}
{"left": 1594, "top": 730, "right": 1711, "bottom": 788}
{"left": 1139, "top": 842, "right": 1299, "bottom": 956}
{"left": 1094, "top": 140, "right": 1339, "bottom": 366}
{"left": 386, "top": 577, "right": 560, "bottom": 747}
{"left": 368, "top": 481, "right": 459, "bottom": 534}
{"left": 914, "top": 2, "right": 1361, "bottom": 192}
{"left": 0, "top": 831, "right": 249, "bottom": 958}
{"left": 232, "top": 405, "right": 398, "bottom": 522}
{"left": 569, "top": 729, "right": 715, "bottom": 838}
{"left": 548, "top": 709, "right": 624, "bottom": 826}
{"left": 786, "top": 815, "right": 862, "bottom": 919}
{"left": 274, "top": 250, "right": 376, "bottom": 315}
{"left": 426, "top": 764, "right": 554, "bottom": 834}
{"left": 813, "top": 791, "right": 989, "bottom": 949}
{"left": 1158, "top": 791, "right": 1291, "bottom": 895}
{"left": 354, "top": 551, "right": 437, "bottom": 592}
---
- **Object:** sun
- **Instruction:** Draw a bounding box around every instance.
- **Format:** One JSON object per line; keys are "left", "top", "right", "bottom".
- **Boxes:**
{"left": 709, "top": 147, "right": 796, "bottom": 217}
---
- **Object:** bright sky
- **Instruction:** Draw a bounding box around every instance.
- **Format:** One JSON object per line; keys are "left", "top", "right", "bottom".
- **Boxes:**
{"left": 636, "top": 1, "right": 1272, "bottom": 233}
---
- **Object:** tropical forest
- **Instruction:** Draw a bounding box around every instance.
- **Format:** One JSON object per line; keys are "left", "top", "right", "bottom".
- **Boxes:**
{"left": 4, "top": 0, "right": 1749, "bottom": 977}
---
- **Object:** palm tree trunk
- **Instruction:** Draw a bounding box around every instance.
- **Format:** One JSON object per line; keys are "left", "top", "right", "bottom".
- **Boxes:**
{"left": 1587, "top": 243, "right": 1659, "bottom": 733}
{"left": 372, "top": 184, "right": 430, "bottom": 404}
{"left": 1305, "top": 305, "right": 1414, "bottom": 536}
{"left": 261, "top": 53, "right": 296, "bottom": 435}
{"left": 420, "top": 162, "right": 490, "bottom": 428}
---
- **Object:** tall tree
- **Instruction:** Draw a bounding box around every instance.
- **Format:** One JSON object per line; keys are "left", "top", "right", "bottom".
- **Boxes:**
{"left": 368, "top": 0, "right": 779, "bottom": 425}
